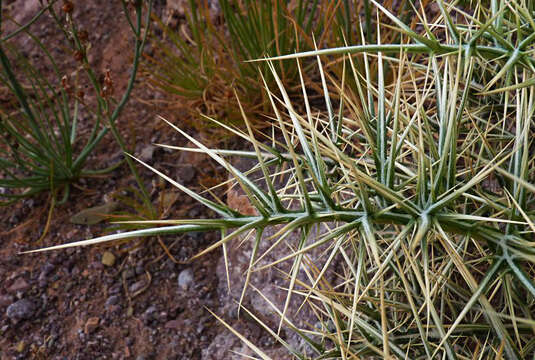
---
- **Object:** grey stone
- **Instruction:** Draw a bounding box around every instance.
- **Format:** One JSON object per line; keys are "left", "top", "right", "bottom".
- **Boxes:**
{"left": 176, "top": 164, "right": 195, "bottom": 183}
{"left": 105, "top": 295, "right": 120, "bottom": 306}
{"left": 129, "top": 280, "right": 146, "bottom": 293}
{"left": 139, "top": 145, "right": 156, "bottom": 163}
{"left": 143, "top": 305, "right": 158, "bottom": 323}
{"left": 177, "top": 268, "right": 194, "bottom": 290}
{"left": 6, "top": 299, "right": 35, "bottom": 320}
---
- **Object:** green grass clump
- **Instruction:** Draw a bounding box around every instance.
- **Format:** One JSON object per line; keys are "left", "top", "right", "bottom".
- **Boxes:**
{"left": 144, "top": 0, "right": 367, "bottom": 126}
{"left": 144, "top": 0, "right": 223, "bottom": 100}
{"left": 0, "top": 0, "right": 154, "bottom": 208}
{"left": 32, "top": 0, "right": 535, "bottom": 359}
{"left": 0, "top": 32, "right": 106, "bottom": 205}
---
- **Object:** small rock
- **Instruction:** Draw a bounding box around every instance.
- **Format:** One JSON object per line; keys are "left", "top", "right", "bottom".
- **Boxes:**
{"left": 101, "top": 251, "right": 116, "bottom": 267}
{"left": 129, "top": 280, "right": 146, "bottom": 293}
{"left": 6, "top": 299, "right": 35, "bottom": 320}
{"left": 143, "top": 305, "right": 158, "bottom": 323}
{"left": 105, "top": 295, "right": 120, "bottom": 306}
{"left": 176, "top": 164, "right": 195, "bottom": 183}
{"left": 108, "top": 284, "right": 122, "bottom": 295}
{"left": 38, "top": 263, "right": 55, "bottom": 286}
{"left": 139, "top": 145, "right": 156, "bottom": 163}
{"left": 165, "top": 319, "right": 181, "bottom": 330}
{"left": 145, "top": 305, "right": 157, "bottom": 316}
{"left": 16, "top": 340, "right": 25, "bottom": 353}
{"left": 38, "top": 275, "right": 48, "bottom": 288}
{"left": 84, "top": 317, "right": 100, "bottom": 334}
{"left": 71, "top": 266, "right": 80, "bottom": 276}
{"left": 8, "top": 278, "right": 30, "bottom": 293}
{"left": 41, "top": 262, "right": 55, "bottom": 276}
{"left": 188, "top": 207, "right": 200, "bottom": 218}
{"left": 178, "top": 268, "right": 194, "bottom": 290}
{"left": 227, "top": 187, "right": 258, "bottom": 216}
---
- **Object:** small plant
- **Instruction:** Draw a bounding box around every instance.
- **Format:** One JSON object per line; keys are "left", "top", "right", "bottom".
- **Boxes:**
{"left": 0, "top": 0, "right": 154, "bottom": 210}
{"left": 30, "top": 0, "right": 535, "bottom": 359}
{"left": 144, "top": 0, "right": 226, "bottom": 100}
{"left": 144, "top": 0, "right": 358, "bottom": 127}
{"left": 219, "top": 0, "right": 323, "bottom": 85}
{"left": 0, "top": 20, "right": 105, "bottom": 204}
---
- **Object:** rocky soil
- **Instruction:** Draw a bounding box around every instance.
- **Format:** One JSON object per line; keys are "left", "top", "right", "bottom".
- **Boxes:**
{"left": 1, "top": 1, "right": 225, "bottom": 359}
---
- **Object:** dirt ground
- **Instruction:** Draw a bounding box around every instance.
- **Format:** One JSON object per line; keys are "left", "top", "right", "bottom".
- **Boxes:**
{"left": 0, "top": 1, "right": 247, "bottom": 359}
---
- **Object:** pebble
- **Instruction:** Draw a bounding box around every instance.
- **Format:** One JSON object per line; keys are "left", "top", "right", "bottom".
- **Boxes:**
{"left": 129, "top": 280, "right": 146, "bottom": 293}
{"left": 139, "top": 145, "right": 156, "bottom": 163}
{"left": 108, "top": 284, "right": 122, "bottom": 295}
{"left": 101, "top": 251, "right": 116, "bottom": 267}
{"left": 165, "top": 319, "right": 181, "bottom": 330}
{"left": 178, "top": 268, "right": 194, "bottom": 290}
{"left": 105, "top": 295, "right": 120, "bottom": 306}
{"left": 177, "top": 164, "right": 195, "bottom": 183}
{"left": 145, "top": 305, "right": 157, "bottom": 316}
{"left": 6, "top": 299, "right": 35, "bottom": 320}
{"left": 41, "top": 262, "right": 55, "bottom": 277}
{"left": 8, "top": 278, "right": 30, "bottom": 293}
{"left": 143, "top": 305, "right": 158, "bottom": 323}
{"left": 188, "top": 207, "right": 200, "bottom": 218}
{"left": 38, "top": 275, "right": 48, "bottom": 287}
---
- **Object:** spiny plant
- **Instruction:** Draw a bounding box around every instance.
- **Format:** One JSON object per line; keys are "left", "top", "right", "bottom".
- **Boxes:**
{"left": 30, "top": 0, "right": 535, "bottom": 359}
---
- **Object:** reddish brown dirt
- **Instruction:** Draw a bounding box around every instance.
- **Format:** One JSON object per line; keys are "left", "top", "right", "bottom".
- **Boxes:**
{"left": 0, "top": 1, "right": 233, "bottom": 359}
